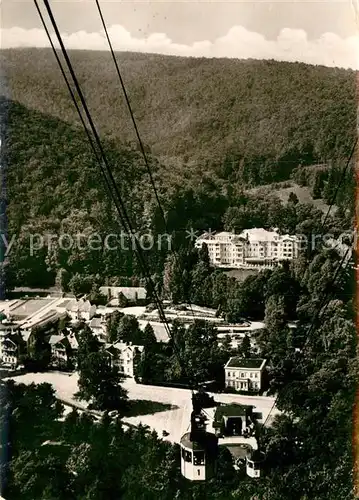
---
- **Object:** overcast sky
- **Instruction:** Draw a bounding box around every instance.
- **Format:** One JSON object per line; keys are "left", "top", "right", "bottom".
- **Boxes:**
{"left": 1, "top": 0, "right": 358, "bottom": 69}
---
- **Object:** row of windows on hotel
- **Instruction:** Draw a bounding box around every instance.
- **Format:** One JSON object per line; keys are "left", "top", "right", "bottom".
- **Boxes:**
{"left": 211, "top": 241, "right": 295, "bottom": 248}
{"left": 213, "top": 248, "right": 294, "bottom": 255}
{"left": 212, "top": 250, "right": 294, "bottom": 258}
{"left": 227, "top": 371, "right": 259, "bottom": 378}
{"left": 227, "top": 380, "right": 260, "bottom": 389}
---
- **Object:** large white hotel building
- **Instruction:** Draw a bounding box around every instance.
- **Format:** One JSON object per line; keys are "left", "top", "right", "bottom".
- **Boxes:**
{"left": 195, "top": 228, "right": 299, "bottom": 269}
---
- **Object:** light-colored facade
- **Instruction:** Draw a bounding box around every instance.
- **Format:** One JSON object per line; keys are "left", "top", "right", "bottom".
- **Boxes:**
{"left": 49, "top": 333, "right": 79, "bottom": 368}
{"left": 0, "top": 321, "right": 20, "bottom": 367}
{"left": 99, "top": 286, "right": 147, "bottom": 304}
{"left": 89, "top": 317, "right": 107, "bottom": 339}
{"left": 105, "top": 341, "right": 144, "bottom": 377}
{"left": 0, "top": 334, "right": 18, "bottom": 367}
{"left": 50, "top": 335, "right": 68, "bottom": 366}
{"left": 195, "top": 229, "right": 299, "bottom": 269}
{"left": 67, "top": 299, "right": 96, "bottom": 322}
{"left": 224, "top": 358, "right": 266, "bottom": 392}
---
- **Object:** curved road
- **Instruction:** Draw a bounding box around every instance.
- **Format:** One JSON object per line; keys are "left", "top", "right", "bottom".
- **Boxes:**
{"left": 8, "top": 372, "right": 279, "bottom": 444}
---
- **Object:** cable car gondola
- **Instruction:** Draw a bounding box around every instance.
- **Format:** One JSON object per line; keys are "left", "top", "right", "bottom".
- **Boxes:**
{"left": 246, "top": 448, "right": 265, "bottom": 478}
{"left": 180, "top": 391, "right": 219, "bottom": 481}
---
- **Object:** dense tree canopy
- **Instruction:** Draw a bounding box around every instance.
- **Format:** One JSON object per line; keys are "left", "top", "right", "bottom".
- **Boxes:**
{"left": 0, "top": 50, "right": 355, "bottom": 289}
{"left": 2, "top": 49, "right": 356, "bottom": 168}
{"left": 0, "top": 49, "right": 356, "bottom": 499}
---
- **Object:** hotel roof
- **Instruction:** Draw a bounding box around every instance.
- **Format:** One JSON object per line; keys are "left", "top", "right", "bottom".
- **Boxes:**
{"left": 225, "top": 357, "right": 266, "bottom": 369}
{"left": 197, "top": 228, "right": 298, "bottom": 243}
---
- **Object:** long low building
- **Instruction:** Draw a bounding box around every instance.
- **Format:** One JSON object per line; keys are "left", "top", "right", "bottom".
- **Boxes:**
{"left": 195, "top": 228, "right": 299, "bottom": 269}
{"left": 217, "top": 321, "right": 265, "bottom": 336}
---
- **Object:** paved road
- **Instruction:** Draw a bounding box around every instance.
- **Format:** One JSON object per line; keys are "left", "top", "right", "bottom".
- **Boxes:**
{"left": 9, "top": 372, "right": 279, "bottom": 444}
{"left": 121, "top": 380, "right": 278, "bottom": 443}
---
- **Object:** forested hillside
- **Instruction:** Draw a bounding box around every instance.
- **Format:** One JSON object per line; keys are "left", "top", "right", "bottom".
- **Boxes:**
{"left": 0, "top": 50, "right": 357, "bottom": 500}
{"left": 1, "top": 48, "right": 356, "bottom": 181}
{"left": 0, "top": 49, "right": 356, "bottom": 289}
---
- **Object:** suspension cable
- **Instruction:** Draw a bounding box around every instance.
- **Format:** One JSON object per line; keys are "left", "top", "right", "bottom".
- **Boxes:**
{"left": 36, "top": 0, "right": 173, "bottom": 342}
{"left": 94, "top": 0, "right": 197, "bottom": 323}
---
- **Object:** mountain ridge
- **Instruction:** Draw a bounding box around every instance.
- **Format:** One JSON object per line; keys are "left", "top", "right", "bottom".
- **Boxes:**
{"left": 1, "top": 48, "right": 355, "bottom": 171}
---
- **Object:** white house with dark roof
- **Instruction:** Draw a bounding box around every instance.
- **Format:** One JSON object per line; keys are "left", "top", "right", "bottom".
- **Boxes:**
{"left": 49, "top": 333, "right": 78, "bottom": 368}
{"left": 0, "top": 336, "right": 19, "bottom": 368}
{"left": 0, "top": 323, "right": 21, "bottom": 368}
{"left": 49, "top": 335, "right": 69, "bottom": 367}
{"left": 104, "top": 341, "right": 144, "bottom": 377}
{"left": 224, "top": 357, "right": 267, "bottom": 392}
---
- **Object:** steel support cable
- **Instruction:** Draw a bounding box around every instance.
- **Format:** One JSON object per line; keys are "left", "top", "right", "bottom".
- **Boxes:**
{"left": 36, "top": 1, "right": 197, "bottom": 390}
{"left": 321, "top": 137, "right": 357, "bottom": 230}
{"left": 36, "top": 0, "right": 173, "bottom": 342}
{"left": 33, "top": 1, "right": 103, "bottom": 178}
{"left": 94, "top": 0, "right": 197, "bottom": 323}
{"left": 94, "top": 0, "right": 165, "bottom": 225}
{"left": 258, "top": 244, "right": 353, "bottom": 436}
{"left": 260, "top": 138, "right": 358, "bottom": 431}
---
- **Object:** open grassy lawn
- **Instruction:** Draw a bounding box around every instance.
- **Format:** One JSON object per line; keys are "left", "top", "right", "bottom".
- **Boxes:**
{"left": 246, "top": 181, "right": 331, "bottom": 214}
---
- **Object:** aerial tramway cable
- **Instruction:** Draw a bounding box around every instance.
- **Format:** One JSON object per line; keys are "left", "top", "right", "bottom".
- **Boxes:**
{"left": 94, "top": 0, "right": 198, "bottom": 324}
{"left": 35, "top": 0, "right": 174, "bottom": 344}
{"left": 35, "top": 0, "right": 200, "bottom": 393}
{"left": 257, "top": 137, "right": 357, "bottom": 439}
{"left": 94, "top": 0, "right": 357, "bottom": 334}
{"left": 321, "top": 137, "right": 357, "bottom": 230}
{"left": 92, "top": 2, "right": 359, "bottom": 473}
{"left": 33, "top": 2, "right": 104, "bottom": 178}
{"left": 93, "top": 9, "right": 358, "bottom": 453}
{"left": 94, "top": 0, "right": 165, "bottom": 226}
{"left": 35, "top": 0, "right": 357, "bottom": 481}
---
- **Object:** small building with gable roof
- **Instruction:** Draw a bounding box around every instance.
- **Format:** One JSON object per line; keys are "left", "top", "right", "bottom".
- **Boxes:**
{"left": 66, "top": 299, "right": 96, "bottom": 322}
{"left": 104, "top": 341, "right": 144, "bottom": 378}
{"left": 49, "top": 332, "right": 78, "bottom": 368}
